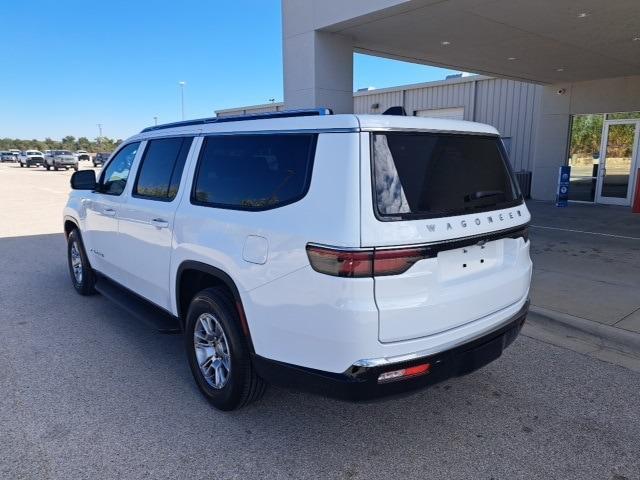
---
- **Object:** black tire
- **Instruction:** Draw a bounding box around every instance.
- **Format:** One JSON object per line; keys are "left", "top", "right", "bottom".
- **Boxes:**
{"left": 73, "top": 166, "right": 79, "bottom": 171}
{"left": 45, "top": 163, "right": 51, "bottom": 171}
{"left": 19, "top": 162, "right": 24, "bottom": 168}
{"left": 53, "top": 163, "right": 58, "bottom": 171}
{"left": 185, "top": 287, "right": 266, "bottom": 410}
{"left": 67, "top": 229, "right": 96, "bottom": 296}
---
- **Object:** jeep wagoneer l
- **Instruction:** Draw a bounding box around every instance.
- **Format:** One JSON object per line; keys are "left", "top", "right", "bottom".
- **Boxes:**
{"left": 63, "top": 109, "right": 532, "bottom": 410}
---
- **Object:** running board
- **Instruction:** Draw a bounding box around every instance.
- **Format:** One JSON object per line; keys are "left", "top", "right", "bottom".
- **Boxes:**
{"left": 94, "top": 273, "right": 181, "bottom": 334}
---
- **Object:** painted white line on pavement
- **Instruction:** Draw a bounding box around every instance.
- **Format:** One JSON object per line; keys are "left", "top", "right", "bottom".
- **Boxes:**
{"left": 530, "top": 224, "right": 640, "bottom": 241}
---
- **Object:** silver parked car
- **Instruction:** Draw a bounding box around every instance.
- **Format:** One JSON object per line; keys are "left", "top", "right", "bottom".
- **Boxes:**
{"left": 1, "top": 151, "right": 19, "bottom": 162}
{"left": 45, "top": 150, "right": 79, "bottom": 171}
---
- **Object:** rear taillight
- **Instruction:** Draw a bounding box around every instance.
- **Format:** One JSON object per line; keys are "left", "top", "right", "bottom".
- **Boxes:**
{"left": 306, "top": 245, "right": 432, "bottom": 278}
{"left": 306, "top": 246, "right": 373, "bottom": 277}
{"left": 378, "top": 363, "right": 431, "bottom": 383}
{"left": 373, "top": 247, "right": 429, "bottom": 276}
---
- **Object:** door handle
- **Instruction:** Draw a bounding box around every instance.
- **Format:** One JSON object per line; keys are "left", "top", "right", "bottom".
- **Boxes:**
{"left": 103, "top": 208, "right": 116, "bottom": 216}
{"left": 151, "top": 218, "right": 169, "bottom": 228}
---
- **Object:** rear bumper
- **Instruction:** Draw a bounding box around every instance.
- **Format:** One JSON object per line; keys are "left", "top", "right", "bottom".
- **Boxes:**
{"left": 252, "top": 301, "right": 528, "bottom": 401}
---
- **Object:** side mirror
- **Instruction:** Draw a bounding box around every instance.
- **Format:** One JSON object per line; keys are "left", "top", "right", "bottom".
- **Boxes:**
{"left": 70, "top": 170, "right": 97, "bottom": 190}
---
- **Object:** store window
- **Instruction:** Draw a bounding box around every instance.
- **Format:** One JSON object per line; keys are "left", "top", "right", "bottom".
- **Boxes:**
{"left": 606, "top": 111, "right": 640, "bottom": 120}
{"left": 567, "top": 114, "right": 603, "bottom": 202}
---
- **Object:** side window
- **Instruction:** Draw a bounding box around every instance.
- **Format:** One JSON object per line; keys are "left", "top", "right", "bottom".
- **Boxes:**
{"left": 133, "top": 137, "right": 193, "bottom": 201}
{"left": 99, "top": 142, "right": 140, "bottom": 195}
{"left": 192, "top": 134, "right": 317, "bottom": 210}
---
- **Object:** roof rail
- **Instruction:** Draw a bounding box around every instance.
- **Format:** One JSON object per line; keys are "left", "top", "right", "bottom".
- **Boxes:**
{"left": 140, "top": 108, "right": 333, "bottom": 133}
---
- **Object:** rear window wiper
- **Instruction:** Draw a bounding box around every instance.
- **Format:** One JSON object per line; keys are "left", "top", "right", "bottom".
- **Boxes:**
{"left": 464, "top": 190, "right": 505, "bottom": 202}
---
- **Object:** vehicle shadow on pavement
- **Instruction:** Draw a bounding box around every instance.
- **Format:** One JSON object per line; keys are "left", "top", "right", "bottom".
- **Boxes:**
{"left": 1, "top": 233, "right": 639, "bottom": 479}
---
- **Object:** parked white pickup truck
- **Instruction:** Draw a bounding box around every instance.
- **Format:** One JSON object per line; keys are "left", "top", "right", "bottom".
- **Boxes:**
{"left": 75, "top": 150, "right": 91, "bottom": 162}
{"left": 18, "top": 150, "right": 45, "bottom": 167}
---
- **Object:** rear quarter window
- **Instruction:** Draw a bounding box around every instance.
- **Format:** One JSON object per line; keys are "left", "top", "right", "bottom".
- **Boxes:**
{"left": 372, "top": 132, "right": 522, "bottom": 220}
{"left": 192, "top": 134, "right": 317, "bottom": 210}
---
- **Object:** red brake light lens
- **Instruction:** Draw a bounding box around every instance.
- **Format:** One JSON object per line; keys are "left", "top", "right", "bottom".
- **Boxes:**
{"left": 306, "top": 246, "right": 373, "bottom": 277}
{"left": 306, "top": 245, "right": 432, "bottom": 277}
{"left": 378, "top": 363, "right": 431, "bottom": 383}
{"left": 373, "top": 247, "right": 429, "bottom": 276}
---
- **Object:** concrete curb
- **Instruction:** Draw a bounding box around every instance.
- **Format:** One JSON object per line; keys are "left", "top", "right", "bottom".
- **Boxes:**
{"left": 529, "top": 305, "right": 640, "bottom": 355}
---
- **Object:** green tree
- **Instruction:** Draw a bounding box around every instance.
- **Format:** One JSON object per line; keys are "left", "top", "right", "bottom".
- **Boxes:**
{"left": 77, "top": 137, "right": 91, "bottom": 151}
{"left": 43, "top": 137, "right": 56, "bottom": 150}
{"left": 61, "top": 135, "right": 76, "bottom": 150}
{"left": 570, "top": 114, "right": 603, "bottom": 156}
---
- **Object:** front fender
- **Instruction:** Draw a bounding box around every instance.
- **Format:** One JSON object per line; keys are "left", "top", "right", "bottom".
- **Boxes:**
{"left": 63, "top": 194, "right": 87, "bottom": 235}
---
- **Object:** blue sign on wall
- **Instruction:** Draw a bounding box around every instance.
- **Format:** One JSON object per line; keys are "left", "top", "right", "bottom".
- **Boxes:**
{"left": 556, "top": 165, "right": 571, "bottom": 207}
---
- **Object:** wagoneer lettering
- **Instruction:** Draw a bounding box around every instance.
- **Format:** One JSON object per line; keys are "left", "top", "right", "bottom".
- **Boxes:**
{"left": 63, "top": 109, "right": 532, "bottom": 410}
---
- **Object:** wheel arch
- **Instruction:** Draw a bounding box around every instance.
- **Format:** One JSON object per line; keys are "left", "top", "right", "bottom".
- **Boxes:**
{"left": 176, "top": 260, "right": 254, "bottom": 352}
{"left": 63, "top": 215, "right": 80, "bottom": 238}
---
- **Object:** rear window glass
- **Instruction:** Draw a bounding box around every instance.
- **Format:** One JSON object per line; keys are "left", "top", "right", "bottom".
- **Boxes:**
{"left": 372, "top": 132, "right": 521, "bottom": 219}
{"left": 192, "top": 134, "right": 317, "bottom": 210}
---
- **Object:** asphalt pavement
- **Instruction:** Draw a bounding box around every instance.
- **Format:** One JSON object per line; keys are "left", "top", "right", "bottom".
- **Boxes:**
{"left": 1, "top": 163, "right": 640, "bottom": 479}
{"left": 528, "top": 200, "right": 640, "bottom": 334}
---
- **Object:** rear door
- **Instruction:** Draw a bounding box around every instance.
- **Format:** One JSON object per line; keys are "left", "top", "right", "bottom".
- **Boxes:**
{"left": 360, "top": 131, "right": 532, "bottom": 343}
{"left": 115, "top": 136, "right": 196, "bottom": 311}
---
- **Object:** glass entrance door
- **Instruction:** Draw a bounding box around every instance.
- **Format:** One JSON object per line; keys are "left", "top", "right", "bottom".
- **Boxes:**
{"left": 595, "top": 120, "right": 640, "bottom": 206}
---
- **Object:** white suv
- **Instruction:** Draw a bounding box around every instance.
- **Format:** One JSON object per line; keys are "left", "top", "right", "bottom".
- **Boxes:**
{"left": 63, "top": 109, "right": 532, "bottom": 410}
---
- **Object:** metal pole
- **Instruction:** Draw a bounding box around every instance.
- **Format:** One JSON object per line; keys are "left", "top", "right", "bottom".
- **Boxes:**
{"left": 179, "top": 81, "right": 186, "bottom": 120}
{"left": 153, "top": 116, "right": 158, "bottom": 126}
{"left": 97, "top": 124, "right": 103, "bottom": 148}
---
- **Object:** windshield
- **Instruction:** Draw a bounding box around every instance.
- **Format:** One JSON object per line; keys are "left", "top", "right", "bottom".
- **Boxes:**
{"left": 372, "top": 132, "right": 522, "bottom": 220}
{"left": 59, "top": 150, "right": 72, "bottom": 155}
{"left": 27, "top": 151, "right": 42, "bottom": 155}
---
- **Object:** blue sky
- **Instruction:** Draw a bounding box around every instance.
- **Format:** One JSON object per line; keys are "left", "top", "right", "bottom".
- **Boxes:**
{"left": 0, "top": 0, "right": 462, "bottom": 140}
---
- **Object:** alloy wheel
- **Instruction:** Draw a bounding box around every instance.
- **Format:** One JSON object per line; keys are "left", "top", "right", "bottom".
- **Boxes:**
{"left": 194, "top": 313, "right": 231, "bottom": 389}
{"left": 70, "top": 241, "right": 83, "bottom": 284}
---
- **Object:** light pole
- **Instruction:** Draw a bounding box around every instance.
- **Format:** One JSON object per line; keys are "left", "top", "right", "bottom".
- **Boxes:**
{"left": 153, "top": 116, "right": 158, "bottom": 126}
{"left": 97, "top": 124, "right": 103, "bottom": 148}
{"left": 178, "top": 81, "right": 186, "bottom": 120}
